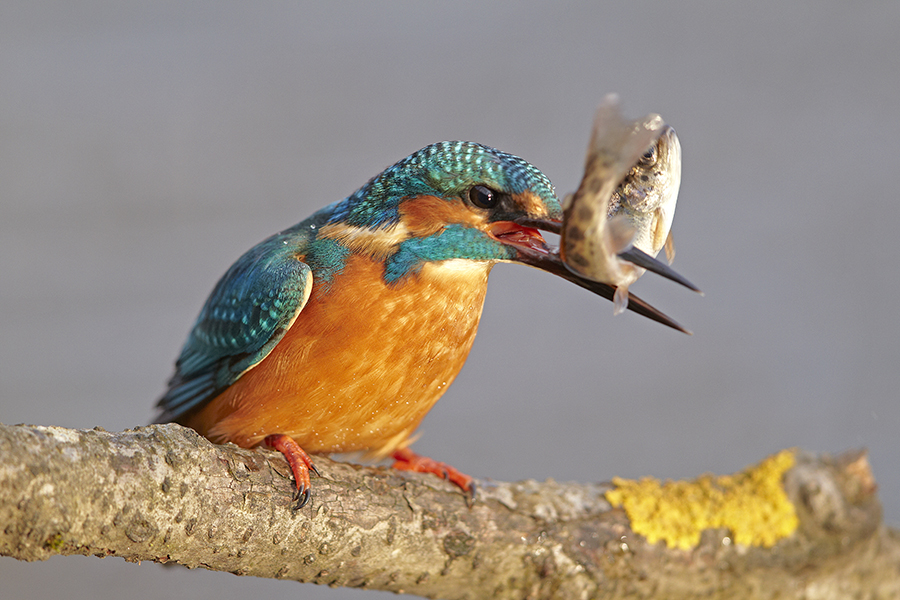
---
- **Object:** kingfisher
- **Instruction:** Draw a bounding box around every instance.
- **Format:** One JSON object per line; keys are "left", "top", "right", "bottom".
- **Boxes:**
{"left": 156, "top": 141, "right": 691, "bottom": 508}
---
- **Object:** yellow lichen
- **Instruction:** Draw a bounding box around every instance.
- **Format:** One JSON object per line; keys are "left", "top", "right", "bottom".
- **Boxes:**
{"left": 605, "top": 449, "right": 799, "bottom": 550}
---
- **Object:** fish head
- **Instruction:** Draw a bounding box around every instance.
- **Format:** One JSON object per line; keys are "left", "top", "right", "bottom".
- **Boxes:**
{"left": 608, "top": 125, "right": 681, "bottom": 257}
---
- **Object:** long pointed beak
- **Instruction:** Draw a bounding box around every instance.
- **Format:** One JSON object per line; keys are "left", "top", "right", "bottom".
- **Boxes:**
{"left": 493, "top": 217, "right": 694, "bottom": 334}
{"left": 616, "top": 246, "right": 701, "bottom": 293}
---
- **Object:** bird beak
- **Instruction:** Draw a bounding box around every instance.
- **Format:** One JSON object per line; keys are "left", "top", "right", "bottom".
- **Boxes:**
{"left": 490, "top": 217, "right": 694, "bottom": 334}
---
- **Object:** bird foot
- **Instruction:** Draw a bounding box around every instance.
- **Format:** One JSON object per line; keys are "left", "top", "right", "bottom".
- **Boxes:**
{"left": 264, "top": 434, "right": 318, "bottom": 509}
{"left": 391, "top": 448, "right": 476, "bottom": 502}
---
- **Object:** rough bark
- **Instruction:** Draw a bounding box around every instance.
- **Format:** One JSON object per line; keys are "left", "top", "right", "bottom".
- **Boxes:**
{"left": 0, "top": 422, "right": 896, "bottom": 599}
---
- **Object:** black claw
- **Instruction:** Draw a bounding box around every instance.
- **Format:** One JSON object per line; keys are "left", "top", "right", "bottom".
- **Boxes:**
{"left": 293, "top": 486, "right": 311, "bottom": 510}
{"left": 309, "top": 462, "right": 321, "bottom": 478}
{"left": 465, "top": 482, "right": 477, "bottom": 508}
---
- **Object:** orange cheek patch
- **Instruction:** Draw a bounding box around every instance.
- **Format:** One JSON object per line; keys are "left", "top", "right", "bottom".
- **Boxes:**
{"left": 399, "top": 196, "right": 486, "bottom": 237}
{"left": 514, "top": 191, "right": 553, "bottom": 218}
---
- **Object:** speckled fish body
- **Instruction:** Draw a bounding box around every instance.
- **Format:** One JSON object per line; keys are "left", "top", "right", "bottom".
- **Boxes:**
{"left": 560, "top": 95, "right": 682, "bottom": 312}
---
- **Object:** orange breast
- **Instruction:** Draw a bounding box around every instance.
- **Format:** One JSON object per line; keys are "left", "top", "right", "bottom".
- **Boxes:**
{"left": 182, "top": 254, "right": 491, "bottom": 457}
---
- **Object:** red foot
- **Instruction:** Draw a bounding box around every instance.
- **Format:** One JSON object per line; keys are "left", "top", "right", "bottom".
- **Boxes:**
{"left": 264, "top": 434, "right": 318, "bottom": 509}
{"left": 391, "top": 448, "right": 475, "bottom": 499}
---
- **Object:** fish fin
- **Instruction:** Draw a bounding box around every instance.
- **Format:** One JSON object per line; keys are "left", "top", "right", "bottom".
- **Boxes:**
{"left": 664, "top": 232, "right": 676, "bottom": 263}
{"left": 613, "top": 284, "right": 630, "bottom": 315}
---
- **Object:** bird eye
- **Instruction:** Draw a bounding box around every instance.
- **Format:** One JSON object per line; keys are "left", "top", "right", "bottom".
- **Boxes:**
{"left": 639, "top": 145, "right": 658, "bottom": 166}
{"left": 468, "top": 185, "right": 497, "bottom": 209}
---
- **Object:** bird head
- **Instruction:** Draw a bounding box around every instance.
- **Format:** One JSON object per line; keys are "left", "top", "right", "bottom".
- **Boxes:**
{"left": 319, "top": 141, "right": 690, "bottom": 331}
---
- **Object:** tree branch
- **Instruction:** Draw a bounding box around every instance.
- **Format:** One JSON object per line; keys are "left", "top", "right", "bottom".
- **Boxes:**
{"left": 0, "top": 422, "right": 896, "bottom": 599}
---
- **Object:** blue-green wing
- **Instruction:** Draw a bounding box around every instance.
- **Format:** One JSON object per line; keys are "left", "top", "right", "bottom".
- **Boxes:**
{"left": 156, "top": 237, "right": 312, "bottom": 421}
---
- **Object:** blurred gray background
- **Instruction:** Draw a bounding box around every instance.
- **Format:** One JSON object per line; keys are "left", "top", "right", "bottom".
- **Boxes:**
{"left": 2, "top": 2, "right": 898, "bottom": 599}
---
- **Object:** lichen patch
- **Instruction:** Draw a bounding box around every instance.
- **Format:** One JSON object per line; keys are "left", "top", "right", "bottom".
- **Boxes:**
{"left": 605, "top": 449, "right": 799, "bottom": 549}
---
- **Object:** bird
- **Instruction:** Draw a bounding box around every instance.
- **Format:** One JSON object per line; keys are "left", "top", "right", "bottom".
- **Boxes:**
{"left": 155, "top": 141, "right": 692, "bottom": 508}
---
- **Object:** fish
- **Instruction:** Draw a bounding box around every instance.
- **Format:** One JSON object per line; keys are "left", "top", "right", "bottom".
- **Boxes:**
{"left": 560, "top": 94, "right": 689, "bottom": 314}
